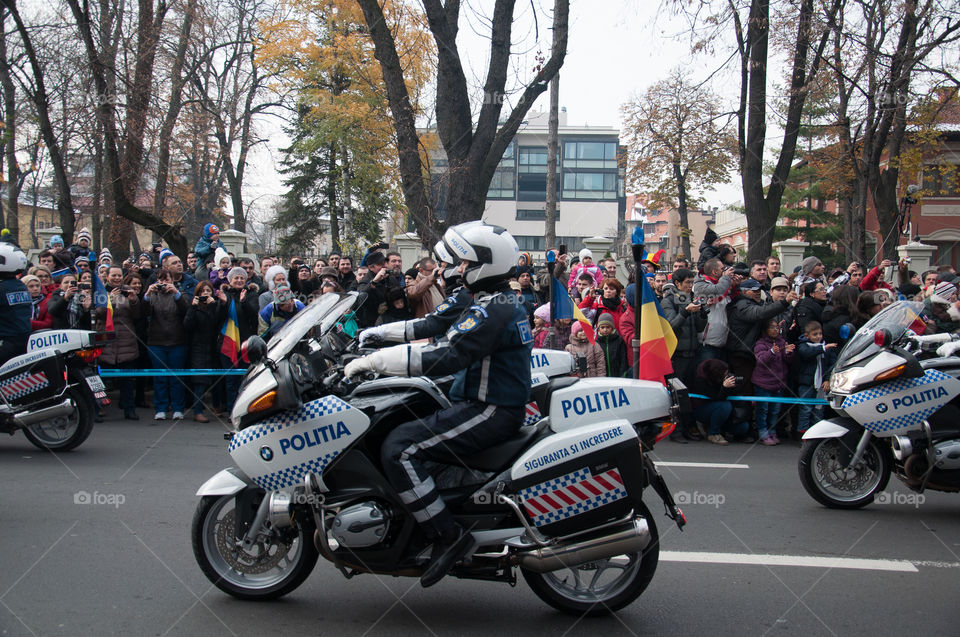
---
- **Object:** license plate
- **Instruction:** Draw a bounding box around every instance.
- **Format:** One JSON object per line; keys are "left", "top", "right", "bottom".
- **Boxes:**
{"left": 85, "top": 375, "right": 106, "bottom": 393}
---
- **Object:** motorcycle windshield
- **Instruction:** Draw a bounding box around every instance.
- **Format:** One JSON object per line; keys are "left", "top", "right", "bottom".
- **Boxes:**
{"left": 265, "top": 292, "right": 361, "bottom": 361}
{"left": 834, "top": 300, "right": 924, "bottom": 370}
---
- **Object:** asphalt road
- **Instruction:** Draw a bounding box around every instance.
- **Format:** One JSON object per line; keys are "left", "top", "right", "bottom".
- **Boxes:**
{"left": 1, "top": 415, "right": 959, "bottom": 636}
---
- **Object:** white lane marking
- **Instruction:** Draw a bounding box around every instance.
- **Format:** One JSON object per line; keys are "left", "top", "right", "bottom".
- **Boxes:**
{"left": 661, "top": 551, "right": 919, "bottom": 572}
{"left": 656, "top": 461, "right": 749, "bottom": 469}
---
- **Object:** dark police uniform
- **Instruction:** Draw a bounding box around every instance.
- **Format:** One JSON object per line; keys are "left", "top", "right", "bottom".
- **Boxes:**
{"left": 0, "top": 278, "right": 32, "bottom": 363}
{"left": 381, "top": 289, "right": 533, "bottom": 538}
{"left": 402, "top": 287, "right": 472, "bottom": 342}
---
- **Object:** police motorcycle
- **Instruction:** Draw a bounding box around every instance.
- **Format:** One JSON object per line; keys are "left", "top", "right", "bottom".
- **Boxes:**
{"left": 798, "top": 301, "right": 960, "bottom": 508}
{"left": 192, "top": 291, "right": 688, "bottom": 614}
{"left": 0, "top": 329, "right": 112, "bottom": 451}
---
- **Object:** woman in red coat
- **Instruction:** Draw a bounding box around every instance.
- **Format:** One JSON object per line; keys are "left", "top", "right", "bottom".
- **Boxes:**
{"left": 579, "top": 277, "right": 627, "bottom": 327}
{"left": 22, "top": 274, "right": 53, "bottom": 331}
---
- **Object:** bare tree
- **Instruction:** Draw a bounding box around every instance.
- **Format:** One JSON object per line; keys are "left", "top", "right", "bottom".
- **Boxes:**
{"left": 357, "top": 0, "right": 570, "bottom": 245}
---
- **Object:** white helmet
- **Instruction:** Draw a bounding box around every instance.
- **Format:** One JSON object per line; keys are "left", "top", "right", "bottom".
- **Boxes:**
{"left": 443, "top": 221, "right": 519, "bottom": 291}
{"left": 433, "top": 240, "right": 454, "bottom": 266}
{"left": 0, "top": 242, "right": 27, "bottom": 275}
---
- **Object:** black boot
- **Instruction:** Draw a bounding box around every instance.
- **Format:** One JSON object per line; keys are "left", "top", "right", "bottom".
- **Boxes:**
{"left": 123, "top": 409, "right": 139, "bottom": 421}
{"left": 420, "top": 526, "right": 473, "bottom": 588}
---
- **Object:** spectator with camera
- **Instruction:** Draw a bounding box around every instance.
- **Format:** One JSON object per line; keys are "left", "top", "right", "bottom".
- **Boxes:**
{"left": 406, "top": 258, "right": 445, "bottom": 318}
{"left": 144, "top": 268, "right": 190, "bottom": 420}
{"left": 693, "top": 258, "right": 738, "bottom": 362}
{"left": 579, "top": 277, "right": 627, "bottom": 327}
{"left": 100, "top": 265, "right": 143, "bottom": 420}
{"left": 725, "top": 277, "right": 795, "bottom": 395}
{"left": 184, "top": 281, "right": 222, "bottom": 423}
{"left": 661, "top": 268, "right": 706, "bottom": 388}
{"left": 691, "top": 359, "right": 751, "bottom": 445}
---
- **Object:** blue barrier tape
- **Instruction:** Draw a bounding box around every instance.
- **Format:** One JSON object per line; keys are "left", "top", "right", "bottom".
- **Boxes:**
{"left": 98, "top": 368, "right": 247, "bottom": 377}
{"left": 689, "top": 393, "right": 829, "bottom": 406}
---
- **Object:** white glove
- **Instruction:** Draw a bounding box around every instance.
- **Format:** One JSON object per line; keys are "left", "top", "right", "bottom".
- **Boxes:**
{"left": 344, "top": 345, "right": 411, "bottom": 378}
{"left": 936, "top": 340, "right": 960, "bottom": 358}
{"left": 358, "top": 321, "right": 409, "bottom": 347}
{"left": 358, "top": 326, "right": 386, "bottom": 348}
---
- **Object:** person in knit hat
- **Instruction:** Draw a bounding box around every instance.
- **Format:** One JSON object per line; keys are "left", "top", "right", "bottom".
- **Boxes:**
{"left": 98, "top": 248, "right": 113, "bottom": 265}
{"left": 923, "top": 281, "right": 960, "bottom": 333}
{"left": 793, "top": 255, "right": 825, "bottom": 294}
{"left": 49, "top": 235, "right": 64, "bottom": 249}
{"left": 697, "top": 226, "right": 721, "bottom": 273}
{"left": 209, "top": 247, "right": 233, "bottom": 290}
{"left": 258, "top": 281, "right": 305, "bottom": 338}
{"left": 595, "top": 312, "right": 630, "bottom": 377}
{"left": 565, "top": 321, "right": 604, "bottom": 377}
{"left": 68, "top": 227, "right": 94, "bottom": 262}
{"left": 259, "top": 263, "right": 289, "bottom": 310}
{"left": 193, "top": 223, "right": 223, "bottom": 272}
{"left": 567, "top": 247, "right": 605, "bottom": 289}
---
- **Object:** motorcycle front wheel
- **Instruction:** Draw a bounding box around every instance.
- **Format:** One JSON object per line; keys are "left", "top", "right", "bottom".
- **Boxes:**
{"left": 22, "top": 388, "right": 94, "bottom": 452}
{"left": 191, "top": 493, "right": 319, "bottom": 600}
{"left": 521, "top": 501, "right": 660, "bottom": 616}
{"left": 798, "top": 437, "right": 891, "bottom": 509}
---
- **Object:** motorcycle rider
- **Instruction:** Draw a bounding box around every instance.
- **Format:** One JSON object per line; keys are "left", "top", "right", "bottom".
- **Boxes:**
{"left": 345, "top": 222, "right": 533, "bottom": 587}
{"left": 0, "top": 242, "right": 31, "bottom": 363}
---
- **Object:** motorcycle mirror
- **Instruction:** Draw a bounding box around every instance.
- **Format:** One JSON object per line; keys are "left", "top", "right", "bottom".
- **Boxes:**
{"left": 242, "top": 336, "right": 267, "bottom": 364}
{"left": 839, "top": 323, "right": 855, "bottom": 340}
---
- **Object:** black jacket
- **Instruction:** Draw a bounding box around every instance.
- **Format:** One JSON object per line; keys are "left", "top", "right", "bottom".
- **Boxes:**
{"left": 215, "top": 286, "right": 260, "bottom": 345}
{"left": 725, "top": 296, "right": 791, "bottom": 358}
{"left": 794, "top": 296, "right": 825, "bottom": 334}
{"left": 596, "top": 330, "right": 630, "bottom": 378}
{"left": 661, "top": 287, "right": 707, "bottom": 356}
{"left": 184, "top": 300, "right": 222, "bottom": 369}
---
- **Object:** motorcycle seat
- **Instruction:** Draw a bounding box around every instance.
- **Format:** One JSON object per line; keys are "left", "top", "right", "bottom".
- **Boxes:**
{"left": 460, "top": 421, "right": 544, "bottom": 472}
{"left": 531, "top": 376, "right": 579, "bottom": 413}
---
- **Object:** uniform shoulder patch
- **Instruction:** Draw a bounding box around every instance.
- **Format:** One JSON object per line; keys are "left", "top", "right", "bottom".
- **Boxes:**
{"left": 516, "top": 320, "right": 533, "bottom": 344}
{"left": 6, "top": 291, "right": 30, "bottom": 305}
{"left": 455, "top": 315, "right": 479, "bottom": 333}
{"left": 435, "top": 302, "right": 451, "bottom": 314}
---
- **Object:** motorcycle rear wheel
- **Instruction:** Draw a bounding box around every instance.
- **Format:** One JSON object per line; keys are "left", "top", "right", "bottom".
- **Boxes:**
{"left": 192, "top": 493, "right": 319, "bottom": 600}
{"left": 798, "top": 437, "right": 890, "bottom": 509}
{"left": 521, "top": 502, "right": 659, "bottom": 616}
{"left": 22, "top": 388, "right": 94, "bottom": 452}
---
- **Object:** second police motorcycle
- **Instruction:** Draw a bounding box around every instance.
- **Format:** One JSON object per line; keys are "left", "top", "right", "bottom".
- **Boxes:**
{"left": 799, "top": 300, "right": 960, "bottom": 508}
{"left": 192, "top": 226, "right": 689, "bottom": 615}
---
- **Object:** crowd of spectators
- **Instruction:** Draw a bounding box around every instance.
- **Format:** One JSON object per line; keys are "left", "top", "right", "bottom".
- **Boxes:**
{"left": 15, "top": 224, "right": 960, "bottom": 446}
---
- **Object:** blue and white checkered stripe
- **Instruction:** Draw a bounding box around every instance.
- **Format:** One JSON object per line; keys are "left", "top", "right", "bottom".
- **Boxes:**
{"left": 518, "top": 468, "right": 590, "bottom": 499}
{"left": 527, "top": 487, "right": 627, "bottom": 527}
{"left": 228, "top": 395, "right": 351, "bottom": 453}
{"left": 253, "top": 451, "right": 340, "bottom": 490}
{"left": 843, "top": 370, "right": 950, "bottom": 433}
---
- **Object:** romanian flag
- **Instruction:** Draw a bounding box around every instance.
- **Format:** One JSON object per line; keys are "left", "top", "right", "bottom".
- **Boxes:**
{"left": 636, "top": 273, "right": 677, "bottom": 383}
{"left": 91, "top": 266, "right": 114, "bottom": 331}
{"left": 552, "top": 278, "right": 596, "bottom": 344}
{"left": 220, "top": 299, "right": 240, "bottom": 365}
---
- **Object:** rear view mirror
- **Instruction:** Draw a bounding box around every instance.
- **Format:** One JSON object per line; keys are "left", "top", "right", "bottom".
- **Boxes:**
{"left": 242, "top": 336, "right": 267, "bottom": 364}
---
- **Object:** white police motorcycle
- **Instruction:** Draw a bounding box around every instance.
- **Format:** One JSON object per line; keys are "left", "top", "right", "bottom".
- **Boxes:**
{"left": 798, "top": 301, "right": 960, "bottom": 508}
{"left": 192, "top": 292, "right": 689, "bottom": 614}
{"left": 0, "top": 329, "right": 112, "bottom": 450}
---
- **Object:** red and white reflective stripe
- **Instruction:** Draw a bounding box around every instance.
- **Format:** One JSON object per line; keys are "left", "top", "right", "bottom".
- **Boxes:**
{"left": 522, "top": 468, "right": 622, "bottom": 516}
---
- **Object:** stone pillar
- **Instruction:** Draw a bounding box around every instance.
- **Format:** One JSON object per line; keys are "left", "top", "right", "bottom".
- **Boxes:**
{"left": 393, "top": 232, "right": 423, "bottom": 270}
{"left": 218, "top": 229, "right": 247, "bottom": 255}
{"left": 581, "top": 236, "right": 614, "bottom": 261}
{"left": 772, "top": 239, "right": 809, "bottom": 275}
{"left": 897, "top": 241, "right": 937, "bottom": 273}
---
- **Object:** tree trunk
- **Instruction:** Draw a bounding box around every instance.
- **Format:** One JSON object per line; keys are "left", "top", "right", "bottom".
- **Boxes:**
{"left": 328, "top": 142, "right": 340, "bottom": 253}
{"left": 674, "top": 162, "right": 691, "bottom": 259}
{"left": 0, "top": 17, "right": 17, "bottom": 239}
{"left": 153, "top": 0, "right": 197, "bottom": 227}
{"left": 7, "top": 2, "right": 76, "bottom": 244}
{"left": 545, "top": 72, "right": 559, "bottom": 250}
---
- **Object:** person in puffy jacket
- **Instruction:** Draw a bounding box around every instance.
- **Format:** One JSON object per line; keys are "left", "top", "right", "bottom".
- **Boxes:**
{"left": 564, "top": 321, "right": 604, "bottom": 377}
{"left": 579, "top": 277, "right": 628, "bottom": 328}
{"left": 566, "top": 248, "right": 605, "bottom": 289}
{"left": 595, "top": 313, "right": 629, "bottom": 378}
{"left": 208, "top": 248, "right": 233, "bottom": 290}
{"left": 660, "top": 268, "right": 706, "bottom": 386}
{"left": 795, "top": 321, "right": 838, "bottom": 433}
{"left": 752, "top": 318, "right": 795, "bottom": 445}
{"left": 193, "top": 223, "right": 223, "bottom": 276}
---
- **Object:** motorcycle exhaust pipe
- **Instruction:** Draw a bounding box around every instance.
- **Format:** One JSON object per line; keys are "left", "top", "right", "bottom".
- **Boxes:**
{"left": 515, "top": 517, "right": 651, "bottom": 574}
{"left": 13, "top": 399, "right": 75, "bottom": 427}
{"left": 892, "top": 435, "right": 913, "bottom": 461}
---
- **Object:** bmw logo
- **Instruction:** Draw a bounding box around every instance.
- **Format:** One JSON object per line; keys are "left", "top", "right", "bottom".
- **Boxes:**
{"left": 875, "top": 403, "right": 888, "bottom": 414}
{"left": 259, "top": 446, "right": 274, "bottom": 461}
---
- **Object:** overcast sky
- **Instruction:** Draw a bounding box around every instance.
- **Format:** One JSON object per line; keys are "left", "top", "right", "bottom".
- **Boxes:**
{"left": 245, "top": 0, "right": 751, "bottom": 219}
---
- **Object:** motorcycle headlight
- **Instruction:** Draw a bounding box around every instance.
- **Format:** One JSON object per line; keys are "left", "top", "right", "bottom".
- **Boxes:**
{"left": 830, "top": 371, "right": 857, "bottom": 394}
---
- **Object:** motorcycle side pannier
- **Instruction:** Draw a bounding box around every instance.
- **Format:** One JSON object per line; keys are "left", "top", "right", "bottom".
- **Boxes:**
{"left": 0, "top": 351, "right": 65, "bottom": 408}
{"left": 507, "top": 420, "right": 646, "bottom": 537}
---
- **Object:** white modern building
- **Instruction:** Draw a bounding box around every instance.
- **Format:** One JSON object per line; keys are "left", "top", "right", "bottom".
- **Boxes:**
{"left": 427, "top": 109, "right": 625, "bottom": 258}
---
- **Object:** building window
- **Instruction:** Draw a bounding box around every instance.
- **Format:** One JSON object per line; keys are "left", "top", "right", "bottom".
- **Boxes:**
{"left": 519, "top": 146, "right": 548, "bottom": 173}
{"left": 487, "top": 168, "right": 516, "bottom": 199}
{"left": 516, "top": 209, "right": 560, "bottom": 221}
{"left": 515, "top": 235, "right": 545, "bottom": 251}
{"left": 563, "top": 141, "right": 618, "bottom": 169}
{"left": 562, "top": 172, "right": 618, "bottom": 200}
